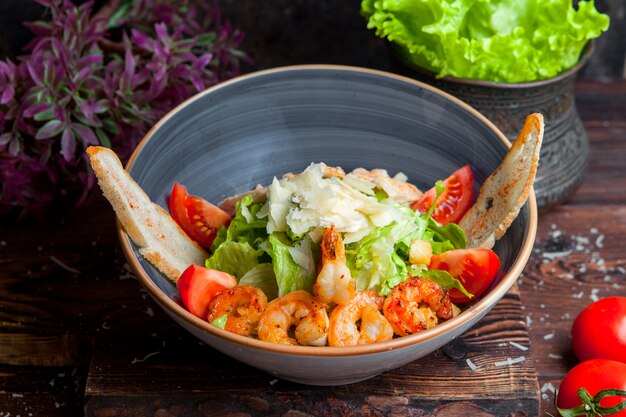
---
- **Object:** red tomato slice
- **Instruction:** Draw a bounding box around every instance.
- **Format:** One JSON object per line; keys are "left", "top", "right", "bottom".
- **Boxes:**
{"left": 411, "top": 165, "right": 474, "bottom": 225}
{"left": 177, "top": 265, "right": 237, "bottom": 319}
{"left": 429, "top": 248, "right": 501, "bottom": 303}
{"left": 556, "top": 359, "right": 626, "bottom": 416}
{"left": 571, "top": 296, "right": 626, "bottom": 364}
{"left": 169, "top": 182, "right": 231, "bottom": 248}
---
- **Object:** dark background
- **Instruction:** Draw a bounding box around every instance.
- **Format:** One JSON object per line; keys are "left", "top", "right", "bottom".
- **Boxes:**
{"left": 1, "top": 0, "right": 624, "bottom": 79}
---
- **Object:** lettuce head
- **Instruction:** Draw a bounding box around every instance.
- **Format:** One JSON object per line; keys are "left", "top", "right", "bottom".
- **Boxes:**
{"left": 361, "top": 0, "right": 610, "bottom": 82}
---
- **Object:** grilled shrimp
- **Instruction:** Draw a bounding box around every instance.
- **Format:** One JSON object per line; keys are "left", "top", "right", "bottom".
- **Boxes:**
{"left": 383, "top": 277, "right": 453, "bottom": 336}
{"left": 348, "top": 168, "right": 422, "bottom": 204}
{"left": 207, "top": 285, "right": 268, "bottom": 337}
{"left": 328, "top": 290, "right": 394, "bottom": 346}
{"left": 257, "top": 291, "right": 329, "bottom": 346}
{"left": 313, "top": 225, "right": 357, "bottom": 305}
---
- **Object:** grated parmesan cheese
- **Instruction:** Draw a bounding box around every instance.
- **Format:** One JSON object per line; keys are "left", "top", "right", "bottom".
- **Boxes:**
{"left": 494, "top": 356, "right": 526, "bottom": 367}
{"left": 466, "top": 358, "right": 479, "bottom": 371}
{"left": 50, "top": 256, "right": 81, "bottom": 274}
{"left": 509, "top": 341, "right": 528, "bottom": 351}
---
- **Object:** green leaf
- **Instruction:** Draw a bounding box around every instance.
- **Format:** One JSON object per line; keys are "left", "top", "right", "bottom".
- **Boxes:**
{"left": 210, "top": 314, "right": 228, "bottom": 329}
{"left": 96, "top": 128, "right": 111, "bottom": 148}
{"left": 35, "top": 120, "right": 64, "bottom": 140}
{"left": 205, "top": 194, "right": 270, "bottom": 279}
{"left": 427, "top": 218, "right": 467, "bottom": 252}
{"left": 268, "top": 233, "right": 315, "bottom": 297}
{"left": 102, "top": 118, "right": 120, "bottom": 135}
{"left": 33, "top": 106, "right": 56, "bottom": 122}
{"left": 107, "top": 2, "right": 132, "bottom": 29}
{"left": 412, "top": 267, "right": 473, "bottom": 299}
{"left": 239, "top": 263, "right": 279, "bottom": 300}
{"left": 361, "top": 0, "right": 610, "bottom": 82}
{"left": 209, "top": 195, "right": 268, "bottom": 252}
{"left": 206, "top": 241, "right": 263, "bottom": 279}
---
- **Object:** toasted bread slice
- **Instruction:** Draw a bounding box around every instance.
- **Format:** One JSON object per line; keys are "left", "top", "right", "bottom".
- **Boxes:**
{"left": 459, "top": 113, "right": 544, "bottom": 249}
{"left": 86, "top": 146, "right": 208, "bottom": 282}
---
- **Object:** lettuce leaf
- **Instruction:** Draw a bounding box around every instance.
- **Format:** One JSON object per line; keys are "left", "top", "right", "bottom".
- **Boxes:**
{"left": 361, "top": 0, "right": 609, "bottom": 82}
{"left": 267, "top": 233, "right": 316, "bottom": 297}
{"left": 210, "top": 195, "right": 268, "bottom": 252}
{"left": 346, "top": 205, "right": 467, "bottom": 295}
{"left": 206, "top": 240, "right": 263, "bottom": 278}
{"left": 210, "top": 314, "right": 228, "bottom": 329}
{"left": 410, "top": 264, "right": 474, "bottom": 299}
{"left": 239, "top": 263, "right": 279, "bottom": 300}
{"left": 205, "top": 195, "right": 268, "bottom": 278}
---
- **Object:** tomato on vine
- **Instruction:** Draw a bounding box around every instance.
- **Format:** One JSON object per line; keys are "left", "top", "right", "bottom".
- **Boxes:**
{"left": 555, "top": 359, "right": 626, "bottom": 417}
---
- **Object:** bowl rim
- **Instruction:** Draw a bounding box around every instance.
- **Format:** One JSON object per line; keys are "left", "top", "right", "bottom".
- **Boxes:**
{"left": 118, "top": 64, "right": 538, "bottom": 357}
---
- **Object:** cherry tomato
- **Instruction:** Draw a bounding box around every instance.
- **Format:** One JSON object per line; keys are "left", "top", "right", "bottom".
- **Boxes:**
{"left": 429, "top": 248, "right": 501, "bottom": 303}
{"left": 411, "top": 165, "right": 474, "bottom": 225}
{"left": 571, "top": 296, "right": 626, "bottom": 364}
{"left": 169, "top": 182, "right": 231, "bottom": 248}
{"left": 556, "top": 359, "right": 626, "bottom": 416}
{"left": 177, "top": 264, "right": 237, "bottom": 319}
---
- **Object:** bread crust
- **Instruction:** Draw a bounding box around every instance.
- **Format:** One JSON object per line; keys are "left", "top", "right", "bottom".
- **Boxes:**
{"left": 459, "top": 113, "right": 544, "bottom": 249}
{"left": 86, "top": 146, "right": 208, "bottom": 282}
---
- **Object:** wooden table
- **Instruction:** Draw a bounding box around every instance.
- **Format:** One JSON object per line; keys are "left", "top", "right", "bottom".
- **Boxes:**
{"left": 1, "top": 79, "right": 625, "bottom": 416}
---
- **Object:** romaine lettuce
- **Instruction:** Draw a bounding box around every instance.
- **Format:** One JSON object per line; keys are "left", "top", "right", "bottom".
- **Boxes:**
{"left": 239, "top": 263, "right": 279, "bottom": 300}
{"left": 346, "top": 206, "right": 467, "bottom": 295}
{"left": 205, "top": 195, "right": 268, "bottom": 278}
{"left": 206, "top": 240, "right": 263, "bottom": 278}
{"left": 267, "top": 233, "right": 316, "bottom": 297}
{"left": 361, "top": 0, "right": 610, "bottom": 82}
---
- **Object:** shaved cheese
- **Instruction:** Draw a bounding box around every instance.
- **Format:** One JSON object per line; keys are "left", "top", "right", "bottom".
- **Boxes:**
{"left": 261, "top": 163, "right": 414, "bottom": 244}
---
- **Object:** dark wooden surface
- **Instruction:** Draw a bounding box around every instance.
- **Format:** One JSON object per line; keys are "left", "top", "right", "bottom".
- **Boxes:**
{"left": 1, "top": 79, "right": 625, "bottom": 416}
{"left": 83, "top": 283, "right": 539, "bottom": 416}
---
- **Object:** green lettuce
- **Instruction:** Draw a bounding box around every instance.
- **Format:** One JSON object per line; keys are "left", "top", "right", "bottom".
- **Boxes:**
{"left": 239, "top": 263, "right": 279, "bottom": 300}
{"left": 206, "top": 240, "right": 263, "bottom": 278}
{"left": 267, "top": 233, "right": 316, "bottom": 297}
{"left": 361, "top": 0, "right": 609, "bottom": 82}
{"left": 410, "top": 265, "right": 473, "bottom": 299}
{"left": 210, "top": 314, "right": 228, "bottom": 329}
{"left": 205, "top": 195, "right": 268, "bottom": 278}
{"left": 346, "top": 206, "right": 467, "bottom": 295}
{"left": 210, "top": 195, "right": 268, "bottom": 252}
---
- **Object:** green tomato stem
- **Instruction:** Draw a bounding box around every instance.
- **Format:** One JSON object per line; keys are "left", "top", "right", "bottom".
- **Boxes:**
{"left": 555, "top": 388, "right": 626, "bottom": 417}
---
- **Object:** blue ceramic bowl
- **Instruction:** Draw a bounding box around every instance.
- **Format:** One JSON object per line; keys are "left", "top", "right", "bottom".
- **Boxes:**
{"left": 121, "top": 65, "right": 537, "bottom": 385}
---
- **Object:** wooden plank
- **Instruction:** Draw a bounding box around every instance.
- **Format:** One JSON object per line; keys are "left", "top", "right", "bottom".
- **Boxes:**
{"left": 0, "top": 365, "right": 86, "bottom": 417}
{"left": 518, "top": 205, "right": 626, "bottom": 412}
{"left": 84, "top": 284, "right": 539, "bottom": 417}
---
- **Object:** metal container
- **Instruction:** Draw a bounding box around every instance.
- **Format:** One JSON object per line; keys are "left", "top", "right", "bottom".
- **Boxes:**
{"left": 397, "top": 45, "right": 593, "bottom": 210}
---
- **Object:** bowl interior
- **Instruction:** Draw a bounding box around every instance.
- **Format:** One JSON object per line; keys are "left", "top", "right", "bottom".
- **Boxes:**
{"left": 126, "top": 65, "right": 533, "bottom": 347}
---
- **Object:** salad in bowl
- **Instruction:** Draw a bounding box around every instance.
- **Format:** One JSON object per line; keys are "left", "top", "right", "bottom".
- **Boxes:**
{"left": 87, "top": 112, "right": 542, "bottom": 349}
{"left": 173, "top": 162, "right": 494, "bottom": 347}
{"left": 85, "top": 65, "right": 543, "bottom": 385}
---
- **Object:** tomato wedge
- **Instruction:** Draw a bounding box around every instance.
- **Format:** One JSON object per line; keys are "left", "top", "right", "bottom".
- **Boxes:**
{"left": 429, "top": 248, "right": 501, "bottom": 303}
{"left": 411, "top": 165, "right": 474, "bottom": 225}
{"left": 169, "top": 182, "right": 231, "bottom": 248}
{"left": 177, "top": 265, "right": 237, "bottom": 319}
